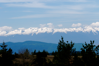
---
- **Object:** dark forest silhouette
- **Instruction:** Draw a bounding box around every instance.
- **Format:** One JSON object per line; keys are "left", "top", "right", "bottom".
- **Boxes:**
{"left": 0, "top": 36, "right": 99, "bottom": 66}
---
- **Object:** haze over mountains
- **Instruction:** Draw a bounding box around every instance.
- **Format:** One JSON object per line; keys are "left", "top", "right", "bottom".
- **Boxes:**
{"left": 0, "top": 32, "right": 98, "bottom": 54}
{"left": 0, "top": 32, "right": 99, "bottom": 45}
{"left": 0, "top": 40, "right": 84, "bottom": 54}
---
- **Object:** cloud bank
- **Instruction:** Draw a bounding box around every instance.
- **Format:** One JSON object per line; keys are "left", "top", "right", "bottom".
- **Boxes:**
{"left": 72, "top": 23, "right": 82, "bottom": 27}
{"left": 1, "top": 0, "right": 98, "bottom": 19}
{"left": 0, "top": 22, "right": 99, "bottom": 36}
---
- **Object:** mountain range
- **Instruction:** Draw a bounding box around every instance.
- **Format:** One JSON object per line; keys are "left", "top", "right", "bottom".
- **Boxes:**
{"left": 0, "top": 41, "right": 84, "bottom": 54}
{"left": 0, "top": 32, "right": 99, "bottom": 45}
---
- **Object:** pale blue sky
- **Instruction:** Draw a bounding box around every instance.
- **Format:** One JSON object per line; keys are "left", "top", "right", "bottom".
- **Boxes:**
{"left": 0, "top": 0, "right": 99, "bottom": 40}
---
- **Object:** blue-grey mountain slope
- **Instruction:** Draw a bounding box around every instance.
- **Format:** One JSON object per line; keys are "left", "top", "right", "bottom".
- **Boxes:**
{"left": 0, "top": 32, "right": 99, "bottom": 45}
{"left": 0, "top": 41, "right": 84, "bottom": 54}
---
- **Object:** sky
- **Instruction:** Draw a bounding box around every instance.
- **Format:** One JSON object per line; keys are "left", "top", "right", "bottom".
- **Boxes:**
{"left": 1, "top": 0, "right": 99, "bottom": 44}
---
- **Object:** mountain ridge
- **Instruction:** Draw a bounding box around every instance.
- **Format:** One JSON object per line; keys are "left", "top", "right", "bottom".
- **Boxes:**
{"left": 0, "top": 32, "right": 99, "bottom": 45}
{"left": 0, "top": 41, "right": 84, "bottom": 54}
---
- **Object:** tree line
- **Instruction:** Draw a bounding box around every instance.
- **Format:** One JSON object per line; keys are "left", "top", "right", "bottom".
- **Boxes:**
{"left": 0, "top": 36, "right": 99, "bottom": 66}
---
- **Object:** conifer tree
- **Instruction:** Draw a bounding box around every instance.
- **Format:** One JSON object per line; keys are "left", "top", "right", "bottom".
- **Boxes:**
{"left": 33, "top": 50, "right": 48, "bottom": 66}
{"left": 53, "top": 36, "right": 75, "bottom": 66}
{"left": 81, "top": 40, "right": 97, "bottom": 66}
{"left": 0, "top": 42, "right": 15, "bottom": 66}
{"left": 72, "top": 51, "right": 85, "bottom": 66}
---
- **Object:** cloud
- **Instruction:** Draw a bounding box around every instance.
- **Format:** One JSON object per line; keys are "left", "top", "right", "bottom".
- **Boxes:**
{"left": 67, "top": 0, "right": 87, "bottom": 2}
{"left": 0, "top": 0, "right": 87, "bottom": 3}
{"left": 90, "top": 22, "right": 99, "bottom": 27}
{"left": 0, "top": 26, "right": 12, "bottom": 31}
{"left": 48, "top": 10, "right": 85, "bottom": 14}
{"left": 72, "top": 23, "right": 82, "bottom": 27}
{"left": 0, "top": 31, "right": 7, "bottom": 36}
{"left": 35, "top": 27, "right": 53, "bottom": 34}
{"left": 10, "top": 14, "right": 59, "bottom": 19}
{"left": 1, "top": 0, "right": 95, "bottom": 10}
{"left": 6, "top": 29, "right": 22, "bottom": 36}
{"left": 53, "top": 27, "right": 83, "bottom": 34}
{"left": 1, "top": 22, "right": 99, "bottom": 36}
{"left": 22, "top": 10, "right": 32, "bottom": 12}
{"left": 6, "top": 2, "right": 53, "bottom": 8}
{"left": 47, "top": 23, "right": 54, "bottom": 28}
{"left": 83, "top": 26, "right": 96, "bottom": 33}
{"left": 57, "top": 24, "right": 63, "bottom": 27}
{"left": 22, "top": 27, "right": 38, "bottom": 35}
{"left": 5, "top": 1, "right": 88, "bottom": 10}
{"left": 40, "top": 23, "right": 54, "bottom": 28}
{"left": 40, "top": 24, "right": 46, "bottom": 28}
{"left": 0, "top": 0, "right": 97, "bottom": 12}
{"left": 4, "top": 0, "right": 98, "bottom": 20}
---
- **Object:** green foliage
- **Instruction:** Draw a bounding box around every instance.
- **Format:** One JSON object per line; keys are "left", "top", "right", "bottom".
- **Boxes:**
{"left": 18, "top": 49, "right": 31, "bottom": 66}
{"left": 14, "top": 52, "right": 19, "bottom": 58}
{"left": 1, "top": 38, "right": 99, "bottom": 66}
{"left": 31, "top": 50, "right": 36, "bottom": 55}
{"left": 53, "top": 36, "right": 75, "bottom": 66}
{"left": 0, "top": 42, "right": 15, "bottom": 66}
{"left": 52, "top": 51, "right": 58, "bottom": 55}
{"left": 33, "top": 50, "right": 48, "bottom": 66}
{"left": 81, "top": 40, "right": 97, "bottom": 66}
{"left": 33, "top": 50, "right": 36, "bottom": 55}
{"left": 72, "top": 52, "right": 85, "bottom": 66}
{"left": 24, "top": 49, "right": 30, "bottom": 59}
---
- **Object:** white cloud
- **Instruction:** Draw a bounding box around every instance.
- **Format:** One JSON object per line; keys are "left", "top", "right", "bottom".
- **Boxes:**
{"left": 0, "top": 0, "right": 87, "bottom": 3}
{"left": 36, "top": 27, "right": 53, "bottom": 34}
{"left": 0, "top": 26, "right": 12, "bottom": 31}
{"left": 6, "top": 2, "right": 53, "bottom": 8}
{"left": 94, "top": 27, "right": 99, "bottom": 31}
{"left": 6, "top": 29, "right": 22, "bottom": 36}
{"left": 18, "top": 28, "right": 25, "bottom": 30}
{"left": 47, "top": 23, "right": 54, "bottom": 28}
{"left": 53, "top": 27, "right": 83, "bottom": 34}
{"left": 22, "top": 10, "right": 32, "bottom": 12}
{"left": 4, "top": 0, "right": 98, "bottom": 20}
{"left": 58, "top": 24, "right": 63, "bottom": 27}
{"left": 1, "top": 0, "right": 95, "bottom": 10}
{"left": 40, "top": 24, "right": 46, "bottom": 28}
{"left": 0, "top": 0, "right": 36, "bottom": 3}
{"left": 48, "top": 10, "right": 85, "bottom": 14}
{"left": 67, "top": 0, "right": 87, "bottom": 2}
{"left": 1, "top": 22, "right": 99, "bottom": 36}
{"left": 22, "top": 28, "right": 38, "bottom": 35}
{"left": 72, "top": 23, "right": 82, "bottom": 27}
{"left": 83, "top": 26, "right": 95, "bottom": 33}
{"left": 90, "top": 22, "right": 99, "bottom": 27}
{"left": 10, "top": 14, "right": 59, "bottom": 19}
{"left": 0, "top": 31, "right": 7, "bottom": 36}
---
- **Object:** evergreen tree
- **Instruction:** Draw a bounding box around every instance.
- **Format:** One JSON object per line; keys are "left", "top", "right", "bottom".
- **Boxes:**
{"left": 53, "top": 36, "right": 75, "bottom": 66}
{"left": 33, "top": 50, "right": 48, "bottom": 66}
{"left": 81, "top": 40, "right": 97, "bottom": 66}
{"left": 0, "top": 42, "right": 15, "bottom": 66}
{"left": 72, "top": 52, "right": 85, "bottom": 66}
